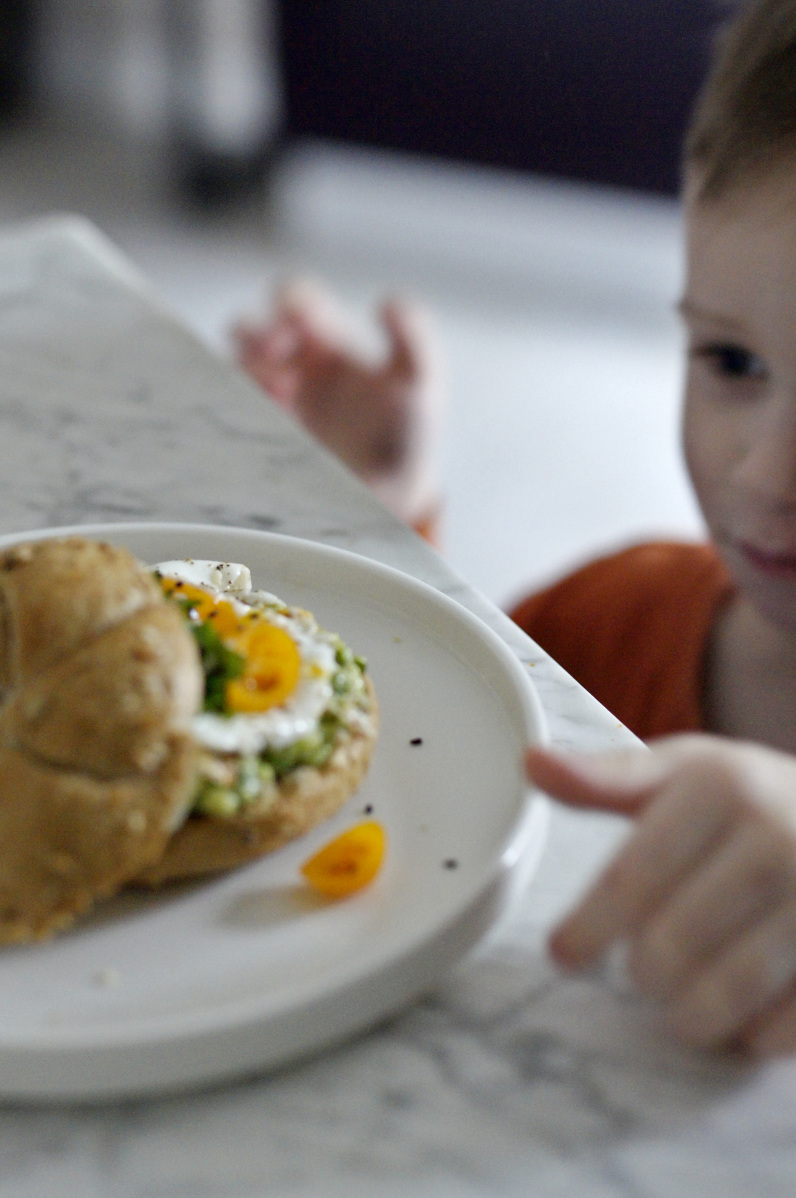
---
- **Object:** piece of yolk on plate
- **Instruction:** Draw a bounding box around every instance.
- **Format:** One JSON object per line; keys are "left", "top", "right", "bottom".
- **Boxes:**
{"left": 301, "top": 822, "right": 386, "bottom": 897}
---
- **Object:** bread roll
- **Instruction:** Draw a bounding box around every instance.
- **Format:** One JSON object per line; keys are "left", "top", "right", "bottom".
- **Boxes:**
{"left": 0, "top": 537, "right": 203, "bottom": 942}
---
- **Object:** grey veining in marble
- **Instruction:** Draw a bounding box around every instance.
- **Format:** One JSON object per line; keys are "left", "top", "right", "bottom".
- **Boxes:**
{"left": 0, "top": 216, "right": 792, "bottom": 1197}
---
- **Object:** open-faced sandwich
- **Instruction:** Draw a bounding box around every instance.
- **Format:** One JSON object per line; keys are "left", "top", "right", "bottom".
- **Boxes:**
{"left": 137, "top": 557, "right": 378, "bottom": 885}
{"left": 0, "top": 536, "right": 377, "bottom": 942}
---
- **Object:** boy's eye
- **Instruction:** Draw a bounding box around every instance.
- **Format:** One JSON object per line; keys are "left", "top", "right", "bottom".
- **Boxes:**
{"left": 695, "top": 342, "right": 767, "bottom": 381}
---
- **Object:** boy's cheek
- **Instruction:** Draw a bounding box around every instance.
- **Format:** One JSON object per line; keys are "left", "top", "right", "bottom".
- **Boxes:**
{"left": 681, "top": 383, "right": 752, "bottom": 519}
{"left": 681, "top": 387, "right": 724, "bottom": 518}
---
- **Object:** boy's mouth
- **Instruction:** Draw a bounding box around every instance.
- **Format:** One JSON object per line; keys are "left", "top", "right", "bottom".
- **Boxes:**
{"left": 738, "top": 541, "right": 796, "bottom": 579}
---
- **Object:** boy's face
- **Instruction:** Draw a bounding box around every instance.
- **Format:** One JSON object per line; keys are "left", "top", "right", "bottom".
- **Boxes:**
{"left": 682, "top": 167, "right": 796, "bottom": 631}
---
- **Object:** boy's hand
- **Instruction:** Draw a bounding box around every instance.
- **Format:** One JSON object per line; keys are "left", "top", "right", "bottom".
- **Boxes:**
{"left": 231, "top": 279, "right": 444, "bottom": 528}
{"left": 526, "top": 736, "right": 796, "bottom": 1056}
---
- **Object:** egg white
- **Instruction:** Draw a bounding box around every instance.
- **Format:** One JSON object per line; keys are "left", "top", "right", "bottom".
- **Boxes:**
{"left": 154, "top": 559, "right": 338, "bottom": 755}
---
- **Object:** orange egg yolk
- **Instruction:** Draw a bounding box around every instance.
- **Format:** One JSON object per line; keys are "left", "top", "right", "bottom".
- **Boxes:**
{"left": 160, "top": 578, "right": 301, "bottom": 712}
{"left": 225, "top": 621, "right": 301, "bottom": 712}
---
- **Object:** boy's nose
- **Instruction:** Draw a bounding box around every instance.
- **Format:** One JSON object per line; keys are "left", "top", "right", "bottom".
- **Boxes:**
{"left": 737, "top": 401, "right": 796, "bottom": 506}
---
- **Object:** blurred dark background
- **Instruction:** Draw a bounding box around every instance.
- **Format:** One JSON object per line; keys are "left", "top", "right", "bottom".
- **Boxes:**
{"left": 0, "top": 0, "right": 34, "bottom": 119}
{"left": 0, "top": 0, "right": 722, "bottom": 204}
{"left": 279, "top": 0, "right": 720, "bottom": 197}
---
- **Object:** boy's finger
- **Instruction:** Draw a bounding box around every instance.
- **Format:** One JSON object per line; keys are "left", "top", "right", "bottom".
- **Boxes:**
{"left": 667, "top": 898, "right": 796, "bottom": 1048}
{"left": 524, "top": 746, "right": 662, "bottom": 814}
{"left": 550, "top": 764, "right": 736, "bottom": 969}
{"left": 740, "top": 985, "right": 796, "bottom": 1057}
{"left": 277, "top": 277, "right": 351, "bottom": 347}
{"left": 525, "top": 735, "right": 754, "bottom": 813}
{"left": 630, "top": 821, "right": 796, "bottom": 1001}
{"left": 235, "top": 320, "right": 303, "bottom": 365}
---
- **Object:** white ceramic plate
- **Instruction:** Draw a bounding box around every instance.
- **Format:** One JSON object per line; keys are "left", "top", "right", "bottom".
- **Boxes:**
{"left": 0, "top": 523, "right": 548, "bottom": 1101}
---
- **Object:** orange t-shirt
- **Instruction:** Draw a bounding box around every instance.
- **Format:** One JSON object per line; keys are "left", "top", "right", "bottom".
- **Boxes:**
{"left": 508, "top": 542, "right": 735, "bottom": 741}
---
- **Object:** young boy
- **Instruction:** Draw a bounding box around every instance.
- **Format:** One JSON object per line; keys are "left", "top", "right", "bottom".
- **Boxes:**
{"left": 527, "top": 0, "right": 796, "bottom": 1056}
{"left": 236, "top": 0, "right": 796, "bottom": 1054}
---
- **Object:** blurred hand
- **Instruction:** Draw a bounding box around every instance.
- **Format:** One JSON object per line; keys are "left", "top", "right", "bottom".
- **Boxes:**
{"left": 232, "top": 278, "right": 445, "bottom": 528}
{"left": 526, "top": 735, "right": 796, "bottom": 1056}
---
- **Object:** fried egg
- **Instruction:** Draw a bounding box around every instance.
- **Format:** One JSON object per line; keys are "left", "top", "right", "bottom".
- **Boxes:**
{"left": 153, "top": 559, "right": 359, "bottom": 758}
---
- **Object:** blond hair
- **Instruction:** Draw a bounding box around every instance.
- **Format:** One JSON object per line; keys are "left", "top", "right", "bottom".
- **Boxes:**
{"left": 686, "top": 0, "right": 796, "bottom": 199}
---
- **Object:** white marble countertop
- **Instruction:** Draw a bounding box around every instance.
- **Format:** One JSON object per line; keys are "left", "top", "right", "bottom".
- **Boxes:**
{"left": 0, "top": 216, "right": 791, "bottom": 1197}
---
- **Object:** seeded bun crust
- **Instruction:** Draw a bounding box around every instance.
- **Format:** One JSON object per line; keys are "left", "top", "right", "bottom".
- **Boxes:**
{"left": 135, "top": 677, "right": 378, "bottom": 885}
{"left": 0, "top": 537, "right": 203, "bottom": 942}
